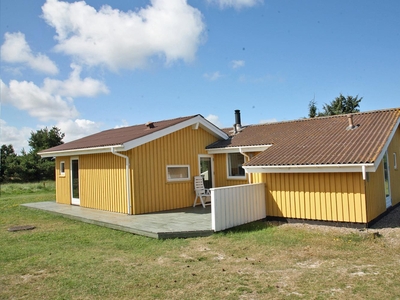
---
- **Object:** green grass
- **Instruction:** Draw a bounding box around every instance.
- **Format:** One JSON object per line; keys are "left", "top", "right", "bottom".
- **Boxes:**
{"left": 1, "top": 183, "right": 400, "bottom": 299}
{"left": 0, "top": 181, "right": 55, "bottom": 195}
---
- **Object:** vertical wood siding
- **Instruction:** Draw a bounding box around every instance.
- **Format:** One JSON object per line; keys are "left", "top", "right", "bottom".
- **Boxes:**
{"left": 55, "top": 157, "right": 71, "bottom": 204}
{"left": 365, "top": 162, "right": 386, "bottom": 222}
{"left": 255, "top": 172, "right": 367, "bottom": 223}
{"left": 388, "top": 126, "right": 400, "bottom": 206}
{"left": 79, "top": 153, "right": 128, "bottom": 213}
{"left": 365, "top": 126, "right": 400, "bottom": 222}
{"left": 130, "top": 126, "right": 218, "bottom": 214}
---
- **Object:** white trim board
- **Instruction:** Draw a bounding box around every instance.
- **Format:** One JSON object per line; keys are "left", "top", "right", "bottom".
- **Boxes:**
{"left": 243, "top": 163, "right": 376, "bottom": 174}
{"left": 207, "top": 145, "right": 271, "bottom": 154}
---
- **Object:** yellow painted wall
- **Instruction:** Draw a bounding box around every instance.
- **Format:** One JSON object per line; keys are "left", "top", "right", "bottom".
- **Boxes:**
{"left": 129, "top": 126, "right": 218, "bottom": 214}
{"left": 79, "top": 153, "right": 128, "bottom": 213}
{"left": 254, "top": 172, "right": 367, "bottom": 223}
{"left": 55, "top": 157, "right": 71, "bottom": 204}
{"left": 365, "top": 126, "right": 400, "bottom": 221}
{"left": 365, "top": 162, "right": 386, "bottom": 222}
{"left": 388, "top": 126, "right": 400, "bottom": 206}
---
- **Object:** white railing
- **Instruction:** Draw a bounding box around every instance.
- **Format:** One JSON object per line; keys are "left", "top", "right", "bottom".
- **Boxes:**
{"left": 210, "top": 183, "right": 266, "bottom": 232}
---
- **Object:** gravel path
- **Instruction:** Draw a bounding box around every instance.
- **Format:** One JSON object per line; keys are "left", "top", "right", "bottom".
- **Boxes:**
{"left": 370, "top": 204, "right": 400, "bottom": 229}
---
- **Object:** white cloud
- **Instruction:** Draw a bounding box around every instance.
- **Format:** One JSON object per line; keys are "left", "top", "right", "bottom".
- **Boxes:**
{"left": 114, "top": 119, "right": 129, "bottom": 129}
{"left": 203, "top": 71, "right": 222, "bottom": 81}
{"left": 0, "top": 119, "right": 32, "bottom": 153}
{"left": 1, "top": 79, "right": 78, "bottom": 122}
{"left": 259, "top": 118, "right": 278, "bottom": 124}
{"left": 1, "top": 65, "right": 108, "bottom": 122}
{"left": 1, "top": 32, "right": 58, "bottom": 75}
{"left": 41, "top": 0, "right": 206, "bottom": 71}
{"left": 231, "top": 60, "right": 245, "bottom": 69}
{"left": 206, "top": 114, "right": 223, "bottom": 128}
{"left": 56, "top": 119, "right": 102, "bottom": 142}
{"left": 207, "top": 0, "right": 263, "bottom": 10}
{"left": 43, "top": 64, "right": 109, "bottom": 97}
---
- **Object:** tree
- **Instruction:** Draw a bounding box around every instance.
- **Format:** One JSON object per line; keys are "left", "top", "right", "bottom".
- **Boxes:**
{"left": 26, "top": 127, "right": 65, "bottom": 181}
{"left": 320, "top": 94, "right": 362, "bottom": 116}
{"left": 0, "top": 127, "right": 65, "bottom": 182}
{"left": 29, "top": 126, "right": 65, "bottom": 154}
{"left": 308, "top": 100, "right": 318, "bottom": 118}
{"left": 308, "top": 94, "right": 362, "bottom": 118}
{"left": 0, "top": 144, "right": 17, "bottom": 182}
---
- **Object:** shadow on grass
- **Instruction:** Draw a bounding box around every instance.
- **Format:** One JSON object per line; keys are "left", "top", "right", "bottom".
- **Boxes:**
{"left": 218, "top": 220, "right": 275, "bottom": 235}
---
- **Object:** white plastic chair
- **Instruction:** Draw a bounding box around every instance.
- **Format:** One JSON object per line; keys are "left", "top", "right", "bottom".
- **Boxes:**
{"left": 193, "top": 176, "right": 211, "bottom": 208}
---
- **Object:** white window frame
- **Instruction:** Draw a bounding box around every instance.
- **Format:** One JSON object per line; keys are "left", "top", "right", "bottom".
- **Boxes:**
{"left": 166, "top": 165, "right": 191, "bottom": 182}
{"left": 60, "top": 161, "right": 65, "bottom": 176}
{"left": 226, "top": 153, "right": 246, "bottom": 180}
{"left": 394, "top": 152, "right": 398, "bottom": 170}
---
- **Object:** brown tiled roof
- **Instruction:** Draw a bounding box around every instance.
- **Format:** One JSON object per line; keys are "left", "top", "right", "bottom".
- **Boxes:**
{"left": 209, "top": 108, "right": 400, "bottom": 166}
{"left": 41, "top": 115, "right": 197, "bottom": 153}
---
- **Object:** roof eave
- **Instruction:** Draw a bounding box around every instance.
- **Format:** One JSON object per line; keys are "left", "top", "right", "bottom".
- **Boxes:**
{"left": 207, "top": 145, "right": 272, "bottom": 154}
{"left": 39, "top": 145, "right": 125, "bottom": 158}
{"left": 243, "top": 163, "right": 376, "bottom": 174}
{"left": 371, "top": 117, "right": 400, "bottom": 171}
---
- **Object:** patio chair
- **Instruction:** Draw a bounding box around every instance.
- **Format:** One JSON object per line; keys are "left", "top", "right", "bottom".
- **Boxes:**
{"left": 193, "top": 176, "right": 211, "bottom": 208}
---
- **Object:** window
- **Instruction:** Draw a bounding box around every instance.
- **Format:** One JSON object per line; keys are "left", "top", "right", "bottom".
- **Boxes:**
{"left": 167, "top": 165, "right": 190, "bottom": 182}
{"left": 227, "top": 153, "right": 245, "bottom": 178}
{"left": 60, "top": 161, "right": 65, "bottom": 176}
{"left": 394, "top": 152, "right": 398, "bottom": 170}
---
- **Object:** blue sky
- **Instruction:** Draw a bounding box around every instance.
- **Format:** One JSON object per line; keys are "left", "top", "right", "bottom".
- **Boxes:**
{"left": 1, "top": 0, "right": 399, "bottom": 152}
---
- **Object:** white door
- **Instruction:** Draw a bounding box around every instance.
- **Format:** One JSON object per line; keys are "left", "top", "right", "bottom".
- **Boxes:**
{"left": 383, "top": 152, "right": 391, "bottom": 208}
{"left": 71, "top": 158, "right": 80, "bottom": 205}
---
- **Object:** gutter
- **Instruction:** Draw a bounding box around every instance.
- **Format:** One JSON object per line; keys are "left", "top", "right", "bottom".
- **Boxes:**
{"left": 39, "top": 145, "right": 125, "bottom": 158}
{"left": 239, "top": 147, "right": 252, "bottom": 184}
{"left": 243, "top": 163, "right": 374, "bottom": 180}
{"left": 111, "top": 148, "right": 132, "bottom": 215}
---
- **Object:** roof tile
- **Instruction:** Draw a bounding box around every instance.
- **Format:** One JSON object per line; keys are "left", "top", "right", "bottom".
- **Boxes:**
{"left": 209, "top": 108, "right": 400, "bottom": 166}
{"left": 41, "top": 115, "right": 197, "bottom": 153}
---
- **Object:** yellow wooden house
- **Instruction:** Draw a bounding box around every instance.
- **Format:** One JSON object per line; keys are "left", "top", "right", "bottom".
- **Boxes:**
{"left": 40, "top": 115, "right": 228, "bottom": 215}
{"left": 207, "top": 108, "right": 400, "bottom": 226}
{"left": 40, "top": 108, "right": 400, "bottom": 226}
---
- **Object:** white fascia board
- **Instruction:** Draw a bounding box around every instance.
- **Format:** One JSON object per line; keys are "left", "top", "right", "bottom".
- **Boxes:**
{"left": 123, "top": 115, "right": 228, "bottom": 151}
{"left": 196, "top": 116, "right": 229, "bottom": 140}
{"left": 207, "top": 145, "right": 271, "bottom": 154}
{"left": 372, "top": 118, "right": 400, "bottom": 170}
{"left": 39, "top": 145, "right": 125, "bottom": 158}
{"left": 243, "top": 163, "right": 376, "bottom": 174}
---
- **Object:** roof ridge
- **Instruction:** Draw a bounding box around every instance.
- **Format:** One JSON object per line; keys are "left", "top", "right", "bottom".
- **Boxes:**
{"left": 248, "top": 107, "right": 400, "bottom": 128}
{"left": 101, "top": 114, "right": 200, "bottom": 133}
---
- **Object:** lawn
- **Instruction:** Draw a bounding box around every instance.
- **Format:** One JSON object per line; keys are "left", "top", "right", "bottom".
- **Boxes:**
{"left": 1, "top": 182, "right": 400, "bottom": 299}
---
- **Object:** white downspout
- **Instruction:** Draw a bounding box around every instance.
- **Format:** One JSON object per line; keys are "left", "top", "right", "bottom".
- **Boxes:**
{"left": 362, "top": 164, "right": 366, "bottom": 181}
{"left": 111, "top": 148, "right": 132, "bottom": 215}
{"left": 239, "top": 147, "right": 252, "bottom": 184}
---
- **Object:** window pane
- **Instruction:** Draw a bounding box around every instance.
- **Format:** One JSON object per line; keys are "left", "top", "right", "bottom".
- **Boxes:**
{"left": 383, "top": 153, "right": 389, "bottom": 197}
{"left": 228, "top": 153, "right": 245, "bottom": 177}
{"left": 167, "top": 166, "right": 189, "bottom": 180}
{"left": 60, "top": 162, "right": 65, "bottom": 174}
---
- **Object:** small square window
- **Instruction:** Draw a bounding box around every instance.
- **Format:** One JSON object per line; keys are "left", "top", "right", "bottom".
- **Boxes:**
{"left": 60, "top": 161, "right": 65, "bottom": 176}
{"left": 167, "top": 165, "right": 190, "bottom": 182}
